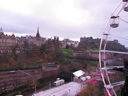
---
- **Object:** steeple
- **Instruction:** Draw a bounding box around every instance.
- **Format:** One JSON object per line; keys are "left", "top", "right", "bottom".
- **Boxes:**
{"left": 36, "top": 27, "right": 40, "bottom": 38}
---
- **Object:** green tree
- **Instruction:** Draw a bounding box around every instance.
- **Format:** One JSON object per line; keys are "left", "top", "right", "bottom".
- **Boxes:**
{"left": 1, "top": 63, "right": 9, "bottom": 70}
{"left": 40, "top": 44, "right": 46, "bottom": 53}
{"left": 8, "top": 57, "right": 16, "bottom": 69}
{"left": 66, "top": 44, "right": 69, "bottom": 49}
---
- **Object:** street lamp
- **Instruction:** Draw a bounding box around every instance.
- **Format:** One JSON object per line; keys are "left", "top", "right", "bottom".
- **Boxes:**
{"left": 69, "top": 89, "right": 70, "bottom": 96}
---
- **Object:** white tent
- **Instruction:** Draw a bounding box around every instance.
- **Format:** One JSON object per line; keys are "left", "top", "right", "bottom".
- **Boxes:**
{"left": 73, "top": 70, "right": 85, "bottom": 79}
{"left": 80, "top": 77, "right": 86, "bottom": 81}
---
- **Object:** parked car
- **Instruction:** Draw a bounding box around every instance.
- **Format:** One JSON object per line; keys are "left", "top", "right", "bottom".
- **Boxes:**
{"left": 53, "top": 78, "right": 65, "bottom": 86}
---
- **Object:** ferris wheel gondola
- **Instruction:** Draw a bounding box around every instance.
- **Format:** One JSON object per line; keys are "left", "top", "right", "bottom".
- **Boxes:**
{"left": 99, "top": 0, "right": 128, "bottom": 96}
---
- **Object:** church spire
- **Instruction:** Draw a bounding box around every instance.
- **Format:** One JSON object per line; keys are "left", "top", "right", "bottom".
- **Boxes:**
{"left": 36, "top": 27, "right": 40, "bottom": 38}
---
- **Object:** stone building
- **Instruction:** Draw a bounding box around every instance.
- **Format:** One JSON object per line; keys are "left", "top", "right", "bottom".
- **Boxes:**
{"left": 45, "top": 36, "right": 60, "bottom": 51}
{"left": 0, "top": 27, "right": 46, "bottom": 54}
{"left": 24, "top": 27, "right": 46, "bottom": 47}
{"left": 79, "top": 37, "right": 100, "bottom": 49}
{"left": 61, "top": 39, "right": 79, "bottom": 48}
{"left": 42, "top": 62, "right": 60, "bottom": 76}
{"left": 0, "top": 28, "right": 17, "bottom": 53}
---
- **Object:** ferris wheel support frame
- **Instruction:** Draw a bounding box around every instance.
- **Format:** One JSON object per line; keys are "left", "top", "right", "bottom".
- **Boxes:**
{"left": 99, "top": 0, "right": 128, "bottom": 96}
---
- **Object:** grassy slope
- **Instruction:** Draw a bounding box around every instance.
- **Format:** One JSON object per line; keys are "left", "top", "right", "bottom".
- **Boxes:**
{"left": 60, "top": 48, "right": 74, "bottom": 57}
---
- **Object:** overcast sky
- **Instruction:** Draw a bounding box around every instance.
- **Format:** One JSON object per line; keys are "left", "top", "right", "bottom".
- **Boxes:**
{"left": 0, "top": 0, "right": 127, "bottom": 44}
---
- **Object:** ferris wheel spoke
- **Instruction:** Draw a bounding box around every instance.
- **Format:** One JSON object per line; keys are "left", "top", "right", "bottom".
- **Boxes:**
{"left": 111, "top": 81, "right": 125, "bottom": 86}
{"left": 105, "top": 81, "right": 125, "bottom": 90}
{"left": 100, "top": 50, "right": 128, "bottom": 55}
{"left": 100, "top": 66, "right": 124, "bottom": 70}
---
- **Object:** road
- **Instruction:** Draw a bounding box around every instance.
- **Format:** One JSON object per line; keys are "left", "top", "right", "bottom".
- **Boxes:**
{"left": 32, "top": 82, "right": 86, "bottom": 96}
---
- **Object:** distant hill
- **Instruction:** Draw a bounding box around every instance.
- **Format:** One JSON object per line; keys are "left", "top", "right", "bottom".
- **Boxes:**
{"left": 105, "top": 40, "right": 127, "bottom": 52}
{"left": 79, "top": 37, "right": 127, "bottom": 52}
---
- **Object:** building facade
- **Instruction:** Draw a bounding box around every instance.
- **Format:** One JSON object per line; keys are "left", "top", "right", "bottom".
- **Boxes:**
{"left": 0, "top": 31, "right": 17, "bottom": 53}
{"left": 0, "top": 28, "right": 46, "bottom": 54}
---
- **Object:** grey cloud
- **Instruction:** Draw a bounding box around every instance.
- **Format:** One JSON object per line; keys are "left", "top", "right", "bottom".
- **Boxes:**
{"left": 0, "top": 0, "right": 128, "bottom": 45}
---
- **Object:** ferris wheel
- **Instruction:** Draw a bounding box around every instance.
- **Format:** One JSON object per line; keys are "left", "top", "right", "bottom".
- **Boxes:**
{"left": 99, "top": 0, "right": 128, "bottom": 96}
